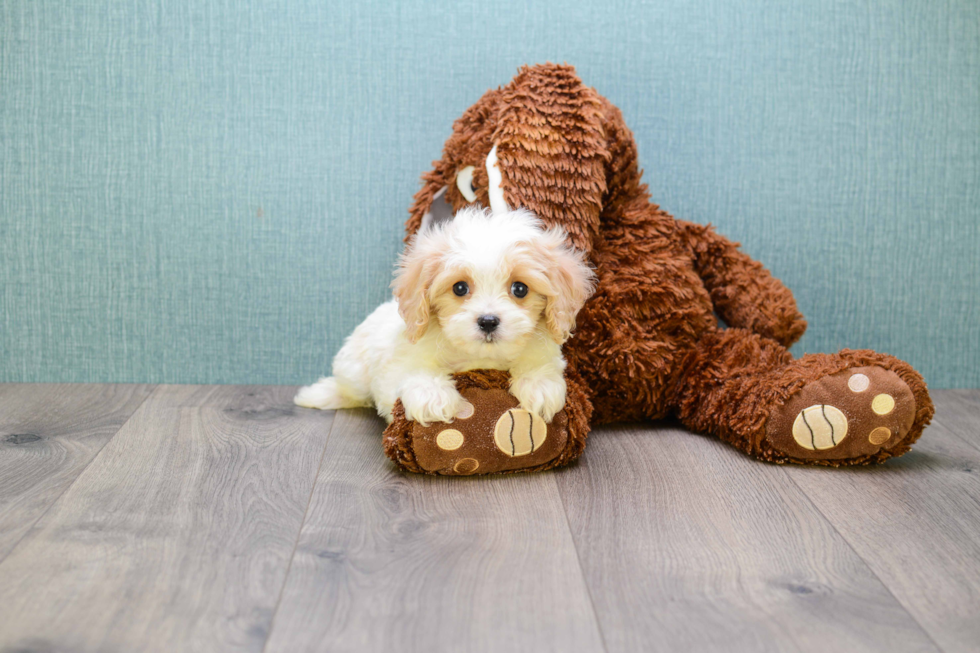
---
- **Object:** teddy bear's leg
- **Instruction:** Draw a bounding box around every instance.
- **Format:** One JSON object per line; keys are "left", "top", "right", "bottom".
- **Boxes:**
{"left": 671, "top": 328, "right": 933, "bottom": 465}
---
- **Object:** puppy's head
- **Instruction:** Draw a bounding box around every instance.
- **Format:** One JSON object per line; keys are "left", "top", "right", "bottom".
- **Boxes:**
{"left": 392, "top": 207, "right": 595, "bottom": 358}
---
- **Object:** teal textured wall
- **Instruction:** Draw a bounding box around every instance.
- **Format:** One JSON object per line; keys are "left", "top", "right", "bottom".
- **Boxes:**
{"left": 2, "top": 1, "right": 978, "bottom": 388}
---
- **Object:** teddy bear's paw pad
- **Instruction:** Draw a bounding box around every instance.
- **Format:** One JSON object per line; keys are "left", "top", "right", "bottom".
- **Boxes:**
{"left": 791, "top": 405, "right": 848, "bottom": 450}
{"left": 410, "top": 388, "right": 567, "bottom": 475}
{"left": 435, "top": 429, "right": 465, "bottom": 451}
{"left": 493, "top": 409, "right": 547, "bottom": 457}
{"left": 766, "top": 366, "right": 916, "bottom": 461}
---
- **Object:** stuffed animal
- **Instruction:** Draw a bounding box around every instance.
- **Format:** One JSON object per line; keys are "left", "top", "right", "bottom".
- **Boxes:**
{"left": 383, "top": 63, "right": 933, "bottom": 475}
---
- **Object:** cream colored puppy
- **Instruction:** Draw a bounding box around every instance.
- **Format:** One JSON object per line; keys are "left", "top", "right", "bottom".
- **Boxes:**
{"left": 295, "top": 207, "right": 595, "bottom": 426}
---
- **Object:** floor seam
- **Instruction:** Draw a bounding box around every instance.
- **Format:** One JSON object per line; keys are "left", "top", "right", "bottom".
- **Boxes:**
{"left": 554, "top": 471, "right": 612, "bottom": 653}
{"left": 0, "top": 384, "right": 158, "bottom": 568}
{"left": 261, "top": 408, "right": 340, "bottom": 653}
{"left": 780, "top": 467, "right": 946, "bottom": 653}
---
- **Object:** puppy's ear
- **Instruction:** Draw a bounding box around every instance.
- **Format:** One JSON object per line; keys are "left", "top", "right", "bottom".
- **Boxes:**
{"left": 536, "top": 230, "right": 596, "bottom": 344}
{"left": 392, "top": 231, "right": 443, "bottom": 343}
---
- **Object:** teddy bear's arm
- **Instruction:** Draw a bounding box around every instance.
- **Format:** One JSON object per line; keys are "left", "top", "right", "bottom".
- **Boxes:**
{"left": 678, "top": 220, "right": 807, "bottom": 347}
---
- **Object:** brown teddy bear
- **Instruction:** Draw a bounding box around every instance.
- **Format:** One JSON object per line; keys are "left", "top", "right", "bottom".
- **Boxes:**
{"left": 383, "top": 63, "right": 933, "bottom": 475}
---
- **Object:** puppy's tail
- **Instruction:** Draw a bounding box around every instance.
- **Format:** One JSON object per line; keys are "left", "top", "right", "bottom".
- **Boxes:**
{"left": 294, "top": 377, "right": 370, "bottom": 410}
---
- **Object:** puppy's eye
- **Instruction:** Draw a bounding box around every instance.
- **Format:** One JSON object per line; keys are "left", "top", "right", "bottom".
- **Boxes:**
{"left": 456, "top": 166, "right": 477, "bottom": 202}
{"left": 511, "top": 281, "right": 528, "bottom": 298}
{"left": 452, "top": 281, "right": 469, "bottom": 297}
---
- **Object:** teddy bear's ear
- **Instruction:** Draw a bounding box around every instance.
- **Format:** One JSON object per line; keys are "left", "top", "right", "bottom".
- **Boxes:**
{"left": 406, "top": 165, "right": 453, "bottom": 241}
{"left": 417, "top": 186, "right": 454, "bottom": 232}
{"left": 492, "top": 64, "right": 609, "bottom": 256}
{"left": 406, "top": 89, "right": 502, "bottom": 242}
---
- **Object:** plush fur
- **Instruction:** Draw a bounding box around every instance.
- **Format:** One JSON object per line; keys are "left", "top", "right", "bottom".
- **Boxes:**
{"left": 295, "top": 207, "right": 594, "bottom": 426}
{"left": 395, "top": 63, "right": 933, "bottom": 468}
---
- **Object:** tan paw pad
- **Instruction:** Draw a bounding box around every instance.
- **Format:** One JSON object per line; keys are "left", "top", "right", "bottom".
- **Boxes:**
{"left": 848, "top": 373, "right": 870, "bottom": 392}
{"left": 453, "top": 458, "right": 480, "bottom": 474}
{"left": 872, "top": 393, "right": 895, "bottom": 415}
{"left": 868, "top": 426, "right": 892, "bottom": 445}
{"left": 494, "top": 409, "right": 546, "bottom": 457}
{"left": 792, "top": 405, "right": 849, "bottom": 450}
{"left": 436, "top": 429, "right": 464, "bottom": 451}
{"left": 455, "top": 401, "right": 475, "bottom": 419}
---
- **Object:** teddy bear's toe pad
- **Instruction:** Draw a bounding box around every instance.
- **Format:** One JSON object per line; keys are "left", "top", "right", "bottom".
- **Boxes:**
{"left": 494, "top": 409, "right": 547, "bottom": 456}
{"left": 766, "top": 366, "right": 916, "bottom": 461}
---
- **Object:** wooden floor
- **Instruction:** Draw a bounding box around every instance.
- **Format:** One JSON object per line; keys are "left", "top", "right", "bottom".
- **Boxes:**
{"left": 0, "top": 385, "right": 978, "bottom": 652}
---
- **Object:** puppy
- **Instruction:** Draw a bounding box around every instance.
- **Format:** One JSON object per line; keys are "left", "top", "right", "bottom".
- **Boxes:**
{"left": 294, "top": 207, "right": 595, "bottom": 426}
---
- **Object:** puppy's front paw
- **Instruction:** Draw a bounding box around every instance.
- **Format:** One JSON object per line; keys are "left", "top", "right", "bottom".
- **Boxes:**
{"left": 510, "top": 375, "right": 566, "bottom": 423}
{"left": 400, "top": 379, "right": 465, "bottom": 427}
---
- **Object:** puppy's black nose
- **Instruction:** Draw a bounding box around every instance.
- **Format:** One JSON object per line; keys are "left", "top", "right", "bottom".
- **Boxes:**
{"left": 477, "top": 315, "right": 500, "bottom": 333}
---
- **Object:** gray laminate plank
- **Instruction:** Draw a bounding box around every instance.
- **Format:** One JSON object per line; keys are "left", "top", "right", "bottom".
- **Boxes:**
{"left": 556, "top": 423, "right": 939, "bottom": 653}
{"left": 930, "top": 390, "right": 980, "bottom": 452}
{"left": 0, "top": 384, "right": 334, "bottom": 653}
{"left": 263, "top": 408, "right": 606, "bottom": 653}
{"left": 0, "top": 383, "right": 154, "bottom": 561}
{"left": 788, "top": 413, "right": 980, "bottom": 653}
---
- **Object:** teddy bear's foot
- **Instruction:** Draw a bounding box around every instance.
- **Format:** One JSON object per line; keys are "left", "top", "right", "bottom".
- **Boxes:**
{"left": 410, "top": 394, "right": 566, "bottom": 475}
{"left": 765, "top": 366, "right": 917, "bottom": 463}
{"left": 383, "top": 369, "right": 592, "bottom": 475}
